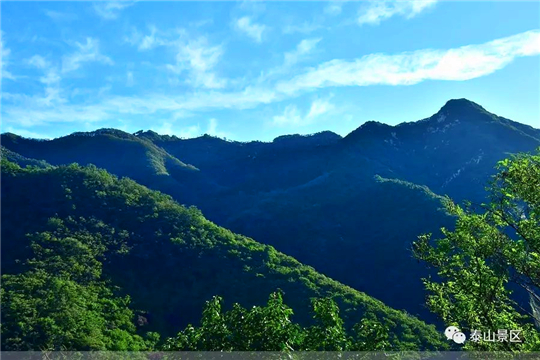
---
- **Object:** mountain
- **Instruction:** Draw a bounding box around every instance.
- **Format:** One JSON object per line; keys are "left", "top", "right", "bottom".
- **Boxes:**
{"left": 0, "top": 128, "right": 220, "bottom": 205}
{"left": 2, "top": 98, "right": 538, "bottom": 322}
{"left": 0, "top": 160, "right": 446, "bottom": 350}
{"left": 0, "top": 145, "right": 51, "bottom": 169}
{"left": 341, "top": 98, "right": 540, "bottom": 202}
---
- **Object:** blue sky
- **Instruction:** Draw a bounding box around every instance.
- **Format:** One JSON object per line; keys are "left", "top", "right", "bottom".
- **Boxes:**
{"left": 1, "top": 1, "right": 539, "bottom": 141}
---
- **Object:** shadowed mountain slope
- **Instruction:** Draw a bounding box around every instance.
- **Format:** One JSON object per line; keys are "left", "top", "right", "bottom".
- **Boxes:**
{"left": 1, "top": 160, "right": 447, "bottom": 350}
{"left": 2, "top": 98, "right": 538, "bottom": 322}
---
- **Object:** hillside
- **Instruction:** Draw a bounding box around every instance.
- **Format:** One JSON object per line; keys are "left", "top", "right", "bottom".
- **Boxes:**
{"left": 0, "top": 145, "right": 51, "bottom": 169}
{"left": 0, "top": 129, "right": 220, "bottom": 205}
{"left": 2, "top": 98, "right": 538, "bottom": 322}
{"left": 341, "top": 98, "right": 540, "bottom": 202}
{"left": 0, "top": 160, "right": 446, "bottom": 350}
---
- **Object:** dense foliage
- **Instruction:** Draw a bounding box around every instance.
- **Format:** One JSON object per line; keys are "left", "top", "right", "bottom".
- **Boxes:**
{"left": 163, "top": 292, "right": 390, "bottom": 351}
{"left": 1, "top": 159, "right": 446, "bottom": 351}
{"left": 414, "top": 150, "right": 540, "bottom": 351}
{"left": 1, "top": 219, "right": 155, "bottom": 350}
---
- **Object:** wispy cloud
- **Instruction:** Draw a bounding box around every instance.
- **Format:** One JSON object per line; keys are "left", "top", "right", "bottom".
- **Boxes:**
{"left": 126, "top": 71, "right": 134, "bottom": 87}
{"left": 325, "top": 1, "right": 345, "bottom": 16}
{"left": 151, "top": 121, "right": 177, "bottom": 136}
{"left": 151, "top": 118, "right": 228, "bottom": 139}
{"left": 357, "top": 0, "right": 437, "bottom": 26}
{"left": 256, "top": 38, "right": 321, "bottom": 83}
{"left": 138, "top": 27, "right": 158, "bottom": 51}
{"left": 282, "top": 21, "right": 322, "bottom": 35}
{"left": 190, "top": 19, "right": 214, "bottom": 28}
{"left": 2, "top": 126, "right": 52, "bottom": 140}
{"left": 307, "top": 98, "right": 335, "bottom": 119}
{"left": 276, "top": 29, "right": 540, "bottom": 95}
{"left": 45, "top": 10, "right": 78, "bottom": 22}
{"left": 1, "top": 31, "right": 16, "bottom": 81}
{"left": 3, "top": 30, "right": 539, "bottom": 130}
{"left": 125, "top": 26, "right": 226, "bottom": 89}
{"left": 125, "top": 25, "right": 164, "bottom": 51}
{"left": 27, "top": 55, "right": 50, "bottom": 69}
{"left": 177, "top": 124, "right": 202, "bottom": 139}
{"left": 26, "top": 55, "right": 64, "bottom": 106}
{"left": 272, "top": 98, "right": 334, "bottom": 127}
{"left": 62, "top": 37, "right": 114, "bottom": 73}
{"left": 166, "top": 37, "right": 227, "bottom": 89}
{"left": 93, "top": 1, "right": 135, "bottom": 20}
{"left": 206, "top": 118, "right": 229, "bottom": 138}
{"left": 284, "top": 38, "right": 321, "bottom": 67}
{"left": 234, "top": 16, "right": 267, "bottom": 43}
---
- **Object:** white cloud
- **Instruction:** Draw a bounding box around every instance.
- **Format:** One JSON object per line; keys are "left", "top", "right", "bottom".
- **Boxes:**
{"left": 150, "top": 120, "right": 228, "bottom": 139}
{"left": 25, "top": 54, "right": 64, "bottom": 106}
{"left": 27, "top": 55, "right": 50, "bottom": 69}
{"left": 235, "top": 16, "right": 267, "bottom": 43}
{"left": 177, "top": 124, "right": 202, "bottom": 139}
{"left": 272, "top": 98, "right": 334, "bottom": 127}
{"left": 276, "top": 29, "right": 540, "bottom": 95}
{"left": 272, "top": 105, "right": 302, "bottom": 126}
{"left": 40, "top": 70, "right": 61, "bottom": 86}
{"left": 45, "top": 10, "right": 77, "bottom": 22}
{"left": 126, "top": 26, "right": 189, "bottom": 51}
{"left": 62, "top": 37, "right": 114, "bottom": 73}
{"left": 284, "top": 38, "right": 321, "bottom": 67}
{"left": 190, "top": 19, "right": 214, "bottom": 28}
{"left": 138, "top": 25, "right": 159, "bottom": 51}
{"left": 151, "top": 121, "right": 176, "bottom": 136}
{"left": 206, "top": 118, "right": 229, "bottom": 138}
{"left": 282, "top": 21, "right": 322, "bottom": 35}
{"left": 166, "top": 37, "right": 227, "bottom": 89}
{"left": 238, "top": 0, "right": 267, "bottom": 16}
{"left": 3, "top": 30, "right": 539, "bottom": 130}
{"left": 125, "top": 26, "right": 226, "bottom": 89}
{"left": 325, "top": 2, "right": 344, "bottom": 16}
{"left": 357, "top": 0, "right": 437, "bottom": 26}
{"left": 307, "top": 98, "right": 335, "bottom": 119}
{"left": 126, "top": 71, "right": 134, "bottom": 87}
{"left": 124, "top": 25, "right": 171, "bottom": 51}
{"left": 1, "top": 31, "right": 16, "bottom": 81}
{"left": 93, "top": 1, "right": 135, "bottom": 20}
{"left": 255, "top": 38, "right": 321, "bottom": 84}
{"left": 3, "top": 127, "right": 52, "bottom": 139}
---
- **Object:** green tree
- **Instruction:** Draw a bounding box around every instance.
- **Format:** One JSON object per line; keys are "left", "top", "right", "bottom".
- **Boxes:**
{"left": 413, "top": 150, "right": 540, "bottom": 351}
{"left": 0, "top": 221, "right": 149, "bottom": 351}
{"left": 163, "top": 292, "right": 391, "bottom": 351}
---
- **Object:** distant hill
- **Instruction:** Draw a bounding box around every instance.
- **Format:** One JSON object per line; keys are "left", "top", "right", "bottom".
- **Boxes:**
{"left": 0, "top": 128, "right": 221, "bottom": 205}
{"left": 0, "top": 145, "right": 52, "bottom": 169}
{"left": 2, "top": 98, "right": 538, "bottom": 321}
{"left": 1, "top": 160, "right": 446, "bottom": 350}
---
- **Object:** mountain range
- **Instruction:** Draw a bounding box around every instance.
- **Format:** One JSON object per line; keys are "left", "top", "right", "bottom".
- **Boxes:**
{"left": 2, "top": 98, "right": 539, "bottom": 349}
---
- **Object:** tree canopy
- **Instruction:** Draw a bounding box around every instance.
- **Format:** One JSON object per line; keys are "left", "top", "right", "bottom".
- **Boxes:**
{"left": 414, "top": 149, "right": 540, "bottom": 351}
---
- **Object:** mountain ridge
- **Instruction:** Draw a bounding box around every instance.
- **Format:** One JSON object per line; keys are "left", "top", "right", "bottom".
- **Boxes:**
{"left": 2, "top": 98, "right": 538, "bottom": 323}
{"left": 3, "top": 98, "right": 537, "bottom": 145}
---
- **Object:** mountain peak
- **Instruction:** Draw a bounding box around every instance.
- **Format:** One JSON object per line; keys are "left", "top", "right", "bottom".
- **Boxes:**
{"left": 71, "top": 128, "right": 133, "bottom": 139}
{"left": 343, "top": 120, "right": 394, "bottom": 142}
{"left": 438, "top": 98, "right": 488, "bottom": 116}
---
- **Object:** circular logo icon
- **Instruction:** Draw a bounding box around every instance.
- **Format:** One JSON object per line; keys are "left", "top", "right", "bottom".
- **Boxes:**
{"left": 444, "top": 326, "right": 460, "bottom": 340}
{"left": 453, "top": 331, "right": 466, "bottom": 344}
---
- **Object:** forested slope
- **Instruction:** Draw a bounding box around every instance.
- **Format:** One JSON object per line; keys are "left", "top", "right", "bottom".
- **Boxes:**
{"left": 1, "top": 160, "right": 446, "bottom": 350}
